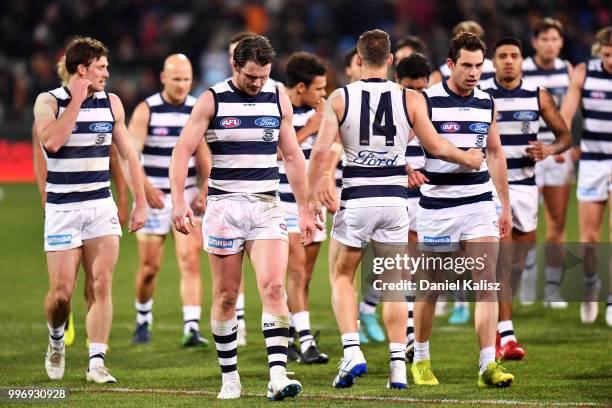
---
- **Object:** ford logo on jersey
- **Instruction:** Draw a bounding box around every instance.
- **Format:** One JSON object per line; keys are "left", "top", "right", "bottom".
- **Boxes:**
{"left": 441, "top": 122, "right": 460, "bottom": 133}
{"left": 89, "top": 122, "right": 113, "bottom": 133}
{"left": 353, "top": 150, "right": 399, "bottom": 166}
{"left": 255, "top": 117, "right": 280, "bottom": 128}
{"left": 513, "top": 111, "right": 537, "bottom": 121}
{"left": 220, "top": 117, "right": 241, "bottom": 128}
{"left": 469, "top": 123, "right": 489, "bottom": 134}
{"left": 152, "top": 127, "right": 169, "bottom": 136}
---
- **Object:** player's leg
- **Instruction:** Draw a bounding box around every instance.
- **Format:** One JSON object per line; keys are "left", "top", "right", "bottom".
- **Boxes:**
{"left": 174, "top": 219, "right": 208, "bottom": 347}
{"left": 133, "top": 234, "right": 165, "bottom": 343}
{"left": 578, "top": 200, "right": 606, "bottom": 323}
{"left": 607, "top": 198, "right": 612, "bottom": 327}
{"left": 236, "top": 279, "right": 246, "bottom": 346}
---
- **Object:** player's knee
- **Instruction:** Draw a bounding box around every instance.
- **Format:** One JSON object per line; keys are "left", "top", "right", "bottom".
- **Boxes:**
{"left": 50, "top": 286, "right": 71, "bottom": 308}
{"left": 261, "top": 280, "right": 285, "bottom": 302}
{"left": 215, "top": 289, "right": 238, "bottom": 312}
{"left": 92, "top": 273, "right": 112, "bottom": 299}
{"left": 177, "top": 249, "right": 199, "bottom": 275}
{"left": 139, "top": 259, "right": 160, "bottom": 284}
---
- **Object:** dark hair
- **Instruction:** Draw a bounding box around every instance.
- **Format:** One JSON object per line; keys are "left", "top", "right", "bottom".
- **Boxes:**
{"left": 286, "top": 52, "right": 327, "bottom": 88}
{"left": 233, "top": 36, "right": 277, "bottom": 69}
{"left": 344, "top": 48, "right": 358, "bottom": 68}
{"left": 229, "top": 31, "right": 257, "bottom": 47}
{"left": 448, "top": 32, "right": 486, "bottom": 63}
{"left": 357, "top": 29, "right": 390, "bottom": 67}
{"left": 396, "top": 53, "right": 431, "bottom": 80}
{"left": 65, "top": 36, "right": 108, "bottom": 74}
{"left": 493, "top": 37, "right": 522, "bottom": 54}
{"left": 533, "top": 17, "right": 563, "bottom": 38}
{"left": 395, "top": 35, "right": 426, "bottom": 55}
{"left": 452, "top": 21, "right": 485, "bottom": 40}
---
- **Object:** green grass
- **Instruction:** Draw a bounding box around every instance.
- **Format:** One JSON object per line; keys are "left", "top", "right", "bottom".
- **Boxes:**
{"left": 0, "top": 183, "right": 610, "bottom": 407}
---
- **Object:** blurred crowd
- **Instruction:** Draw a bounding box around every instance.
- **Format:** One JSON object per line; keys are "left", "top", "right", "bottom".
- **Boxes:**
{"left": 0, "top": 0, "right": 609, "bottom": 140}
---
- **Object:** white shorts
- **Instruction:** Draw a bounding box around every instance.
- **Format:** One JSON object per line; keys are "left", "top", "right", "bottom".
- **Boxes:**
{"left": 535, "top": 150, "right": 575, "bottom": 187}
{"left": 577, "top": 160, "right": 612, "bottom": 202}
{"left": 281, "top": 201, "right": 327, "bottom": 243}
{"left": 417, "top": 203, "right": 499, "bottom": 252}
{"left": 138, "top": 187, "right": 200, "bottom": 235}
{"left": 44, "top": 201, "right": 122, "bottom": 252}
{"left": 493, "top": 184, "right": 538, "bottom": 233}
{"left": 407, "top": 197, "right": 419, "bottom": 232}
{"left": 203, "top": 195, "right": 288, "bottom": 255}
{"left": 331, "top": 206, "right": 409, "bottom": 248}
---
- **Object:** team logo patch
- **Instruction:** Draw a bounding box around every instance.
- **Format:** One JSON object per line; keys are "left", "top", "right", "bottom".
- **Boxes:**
{"left": 47, "top": 234, "right": 72, "bottom": 246}
{"left": 262, "top": 128, "right": 275, "bottom": 141}
{"left": 89, "top": 122, "right": 113, "bottom": 133}
{"left": 279, "top": 222, "right": 288, "bottom": 231}
{"left": 255, "top": 117, "right": 280, "bottom": 128}
{"left": 95, "top": 134, "right": 107, "bottom": 145}
{"left": 152, "top": 127, "right": 169, "bottom": 136}
{"left": 441, "top": 122, "right": 460, "bottom": 133}
{"left": 208, "top": 236, "right": 234, "bottom": 249}
{"left": 590, "top": 91, "right": 606, "bottom": 99}
{"left": 220, "top": 117, "right": 241, "bottom": 128}
{"left": 110, "top": 217, "right": 118, "bottom": 225}
{"left": 513, "top": 111, "right": 537, "bottom": 121}
{"left": 469, "top": 122, "right": 489, "bottom": 134}
{"left": 423, "top": 235, "right": 451, "bottom": 246}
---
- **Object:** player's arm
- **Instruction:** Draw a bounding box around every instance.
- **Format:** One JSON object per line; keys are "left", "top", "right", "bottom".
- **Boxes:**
{"left": 191, "top": 139, "right": 212, "bottom": 216}
{"left": 108, "top": 93, "right": 146, "bottom": 232}
{"left": 109, "top": 144, "right": 129, "bottom": 227}
{"left": 319, "top": 134, "right": 343, "bottom": 212}
{"left": 170, "top": 90, "right": 214, "bottom": 234}
{"left": 31, "top": 124, "right": 47, "bottom": 206}
{"left": 527, "top": 88, "right": 572, "bottom": 161}
{"left": 407, "top": 91, "right": 484, "bottom": 169}
{"left": 295, "top": 99, "right": 324, "bottom": 144}
{"left": 560, "top": 63, "right": 586, "bottom": 128}
{"left": 485, "top": 105, "right": 512, "bottom": 238}
{"left": 128, "top": 101, "right": 165, "bottom": 209}
{"left": 35, "top": 79, "right": 90, "bottom": 152}
{"left": 277, "top": 90, "right": 318, "bottom": 244}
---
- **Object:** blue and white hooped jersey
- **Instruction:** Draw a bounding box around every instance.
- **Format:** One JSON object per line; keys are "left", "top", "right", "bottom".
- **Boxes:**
{"left": 480, "top": 78, "right": 540, "bottom": 185}
{"left": 143, "top": 92, "right": 196, "bottom": 193}
{"left": 522, "top": 57, "right": 570, "bottom": 144}
{"left": 405, "top": 130, "right": 425, "bottom": 199}
{"left": 581, "top": 59, "right": 612, "bottom": 161}
{"left": 439, "top": 58, "right": 496, "bottom": 82}
{"left": 419, "top": 81, "right": 494, "bottom": 218}
{"left": 206, "top": 80, "right": 281, "bottom": 196}
{"left": 338, "top": 78, "right": 411, "bottom": 208}
{"left": 44, "top": 87, "right": 114, "bottom": 210}
{"left": 278, "top": 105, "right": 316, "bottom": 203}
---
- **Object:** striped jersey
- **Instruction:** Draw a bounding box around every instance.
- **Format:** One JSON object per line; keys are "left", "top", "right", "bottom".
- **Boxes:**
{"left": 480, "top": 78, "right": 540, "bottom": 185}
{"left": 439, "top": 58, "right": 496, "bottom": 82}
{"left": 338, "top": 78, "right": 411, "bottom": 208}
{"left": 581, "top": 59, "right": 612, "bottom": 161}
{"left": 142, "top": 92, "right": 197, "bottom": 193}
{"left": 522, "top": 57, "right": 570, "bottom": 144}
{"left": 206, "top": 79, "right": 281, "bottom": 195}
{"left": 420, "top": 81, "right": 494, "bottom": 218}
{"left": 43, "top": 87, "right": 114, "bottom": 210}
{"left": 405, "top": 130, "right": 425, "bottom": 199}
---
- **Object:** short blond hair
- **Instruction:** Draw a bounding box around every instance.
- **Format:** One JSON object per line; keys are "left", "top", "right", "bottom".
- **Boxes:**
{"left": 452, "top": 21, "right": 485, "bottom": 40}
{"left": 592, "top": 26, "right": 612, "bottom": 56}
{"left": 56, "top": 55, "right": 69, "bottom": 86}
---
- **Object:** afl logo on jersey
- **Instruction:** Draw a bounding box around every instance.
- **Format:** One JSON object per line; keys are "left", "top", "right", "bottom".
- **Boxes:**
{"left": 469, "top": 123, "right": 489, "bottom": 134}
{"left": 220, "top": 117, "right": 241, "bottom": 128}
{"left": 513, "top": 111, "right": 537, "bottom": 121}
{"left": 255, "top": 117, "right": 280, "bottom": 128}
{"left": 152, "top": 127, "right": 169, "bottom": 136}
{"left": 89, "top": 122, "right": 113, "bottom": 133}
{"left": 441, "top": 122, "right": 460, "bottom": 133}
{"left": 590, "top": 91, "right": 606, "bottom": 99}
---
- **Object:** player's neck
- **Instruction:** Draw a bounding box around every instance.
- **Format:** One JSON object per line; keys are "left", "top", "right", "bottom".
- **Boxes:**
{"left": 446, "top": 78, "right": 472, "bottom": 97}
{"left": 161, "top": 90, "right": 185, "bottom": 106}
{"left": 286, "top": 87, "right": 303, "bottom": 107}
{"left": 534, "top": 54, "right": 555, "bottom": 69}
{"left": 495, "top": 75, "right": 521, "bottom": 90}
{"left": 360, "top": 67, "right": 387, "bottom": 81}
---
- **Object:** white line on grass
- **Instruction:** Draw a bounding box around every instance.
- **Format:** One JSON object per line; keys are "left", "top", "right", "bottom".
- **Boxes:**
{"left": 70, "top": 387, "right": 606, "bottom": 407}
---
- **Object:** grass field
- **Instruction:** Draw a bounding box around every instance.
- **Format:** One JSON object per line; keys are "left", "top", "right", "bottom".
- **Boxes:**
{"left": 0, "top": 183, "right": 610, "bottom": 407}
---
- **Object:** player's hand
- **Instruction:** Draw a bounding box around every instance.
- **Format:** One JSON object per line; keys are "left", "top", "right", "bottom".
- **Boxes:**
{"left": 408, "top": 169, "right": 429, "bottom": 189}
{"left": 526, "top": 141, "right": 555, "bottom": 162}
{"left": 318, "top": 172, "right": 339, "bottom": 212}
{"left": 67, "top": 78, "right": 91, "bottom": 105}
{"left": 190, "top": 190, "right": 207, "bottom": 216}
{"left": 497, "top": 207, "right": 513, "bottom": 239}
{"left": 145, "top": 186, "right": 165, "bottom": 209}
{"left": 128, "top": 204, "right": 146, "bottom": 233}
{"left": 570, "top": 146, "right": 581, "bottom": 162}
{"left": 299, "top": 205, "right": 319, "bottom": 246}
{"left": 308, "top": 199, "right": 325, "bottom": 229}
{"left": 465, "top": 148, "right": 485, "bottom": 170}
{"left": 172, "top": 200, "right": 195, "bottom": 235}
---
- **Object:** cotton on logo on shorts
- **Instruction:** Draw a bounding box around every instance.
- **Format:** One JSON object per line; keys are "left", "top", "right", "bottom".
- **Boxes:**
{"left": 47, "top": 234, "right": 72, "bottom": 246}
{"left": 279, "top": 223, "right": 288, "bottom": 231}
{"left": 208, "top": 236, "right": 233, "bottom": 249}
{"left": 110, "top": 217, "right": 118, "bottom": 224}
{"left": 423, "top": 235, "right": 451, "bottom": 246}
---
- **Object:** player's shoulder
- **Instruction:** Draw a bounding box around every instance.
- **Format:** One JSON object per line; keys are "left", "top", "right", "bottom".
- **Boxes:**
{"left": 185, "top": 94, "right": 197, "bottom": 107}
{"left": 483, "top": 58, "right": 495, "bottom": 71}
{"left": 586, "top": 58, "right": 603, "bottom": 72}
{"left": 520, "top": 79, "right": 539, "bottom": 92}
{"left": 210, "top": 79, "right": 232, "bottom": 94}
{"left": 522, "top": 56, "right": 536, "bottom": 70}
{"left": 473, "top": 86, "right": 492, "bottom": 101}
{"left": 145, "top": 92, "right": 163, "bottom": 107}
{"left": 423, "top": 81, "right": 446, "bottom": 97}
{"left": 478, "top": 77, "right": 496, "bottom": 91}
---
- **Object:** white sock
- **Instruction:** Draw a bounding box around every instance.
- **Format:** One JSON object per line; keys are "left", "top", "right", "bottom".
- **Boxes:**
{"left": 389, "top": 342, "right": 406, "bottom": 370}
{"left": 262, "top": 313, "right": 289, "bottom": 381}
{"left": 544, "top": 266, "right": 564, "bottom": 297}
{"left": 479, "top": 346, "right": 496, "bottom": 373}
{"left": 88, "top": 342, "right": 108, "bottom": 370}
{"left": 498, "top": 320, "right": 517, "bottom": 347}
{"left": 211, "top": 318, "right": 239, "bottom": 383}
{"left": 292, "top": 311, "right": 315, "bottom": 353}
{"left": 414, "top": 341, "right": 430, "bottom": 362}
{"left": 407, "top": 302, "right": 415, "bottom": 346}
{"left": 236, "top": 293, "right": 245, "bottom": 321}
{"left": 359, "top": 301, "right": 377, "bottom": 315}
{"left": 183, "top": 305, "right": 201, "bottom": 335}
{"left": 47, "top": 322, "right": 64, "bottom": 348}
{"left": 135, "top": 299, "right": 153, "bottom": 325}
{"left": 341, "top": 332, "right": 361, "bottom": 360}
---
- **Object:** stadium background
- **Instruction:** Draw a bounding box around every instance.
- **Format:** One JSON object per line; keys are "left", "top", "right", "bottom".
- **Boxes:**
{"left": 0, "top": 1, "right": 610, "bottom": 406}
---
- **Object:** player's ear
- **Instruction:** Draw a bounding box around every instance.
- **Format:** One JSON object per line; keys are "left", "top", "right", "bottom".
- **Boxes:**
{"left": 446, "top": 58, "right": 454, "bottom": 71}
{"left": 356, "top": 54, "right": 364, "bottom": 67}
{"left": 77, "top": 64, "right": 87, "bottom": 77}
{"left": 296, "top": 83, "right": 306, "bottom": 94}
{"left": 388, "top": 53, "right": 393, "bottom": 67}
{"left": 160, "top": 71, "right": 165, "bottom": 85}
